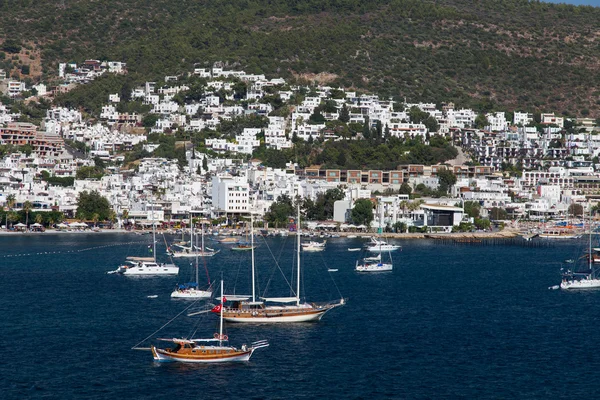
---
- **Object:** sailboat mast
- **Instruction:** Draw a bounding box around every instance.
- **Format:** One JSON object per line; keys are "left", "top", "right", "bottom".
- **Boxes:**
{"left": 251, "top": 213, "right": 256, "bottom": 303}
{"left": 296, "top": 204, "right": 301, "bottom": 306}
{"left": 151, "top": 198, "right": 156, "bottom": 262}
{"left": 201, "top": 220, "right": 205, "bottom": 254}
{"left": 589, "top": 208, "right": 592, "bottom": 271}
{"left": 219, "top": 279, "right": 224, "bottom": 347}
{"left": 195, "top": 217, "right": 199, "bottom": 285}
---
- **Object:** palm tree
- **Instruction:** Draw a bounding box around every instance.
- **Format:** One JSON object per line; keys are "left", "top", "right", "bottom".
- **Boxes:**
{"left": 108, "top": 210, "right": 117, "bottom": 228}
{"left": 35, "top": 213, "right": 43, "bottom": 225}
{"left": 92, "top": 213, "right": 100, "bottom": 227}
{"left": 399, "top": 200, "right": 409, "bottom": 218}
{"left": 5, "top": 194, "right": 15, "bottom": 231}
{"left": 76, "top": 210, "right": 85, "bottom": 222}
{"left": 122, "top": 209, "right": 129, "bottom": 228}
{"left": 23, "top": 201, "right": 32, "bottom": 230}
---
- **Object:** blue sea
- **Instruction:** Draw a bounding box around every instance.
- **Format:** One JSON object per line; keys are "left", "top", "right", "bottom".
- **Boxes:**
{"left": 2, "top": 233, "right": 600, "bottom": 399}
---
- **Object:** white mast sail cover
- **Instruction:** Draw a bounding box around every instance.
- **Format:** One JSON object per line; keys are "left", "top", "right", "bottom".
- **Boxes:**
{"left": 261, "top": 297, "right": 299, "bottom": 303}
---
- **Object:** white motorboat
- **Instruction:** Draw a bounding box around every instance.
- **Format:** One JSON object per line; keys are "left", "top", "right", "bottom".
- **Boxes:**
{"left": 114, "top": 257, "right": 180, "bottom": 276}
{"left": 110, "top": 200, "right": 179, "bottom": 276}
{"left": 302, "top": 240, "right": 326, "bottom": 252}
{"left": 366, "top": 237, "right": 400, "bottom": 252}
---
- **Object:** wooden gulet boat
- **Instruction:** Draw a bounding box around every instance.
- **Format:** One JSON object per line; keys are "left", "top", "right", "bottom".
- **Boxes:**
{"left": 151, "top": 280, "right": 268, "bottom": 363}
{"left": 221, "top": 210, "right": 345, "bottom": 324}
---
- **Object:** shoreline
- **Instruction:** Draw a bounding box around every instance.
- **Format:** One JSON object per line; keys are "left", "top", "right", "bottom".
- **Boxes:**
{"left": 0, "top": 228, "right": 523, "bottom": 239}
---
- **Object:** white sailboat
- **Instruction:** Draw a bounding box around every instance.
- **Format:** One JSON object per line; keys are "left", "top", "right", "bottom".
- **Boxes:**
{"left": 151, "top": 280, "right": 268, "bottom": 363}
{"left": 561, "top": 210, "right": 600, "bottom": 290}
{"left": 170, "top": 217, "right": 219, "bottom": 258}
{"left": 110, "top": 202, "right": 179, "bottom": 276}
{"left": 356, "top": 241, "right": 394, "bottom": 272}
{"left": 221, "top": 209, "right": 345, "bottom": 323}
{"left": 171, "top": 222, "right": 213, "bottom": 299}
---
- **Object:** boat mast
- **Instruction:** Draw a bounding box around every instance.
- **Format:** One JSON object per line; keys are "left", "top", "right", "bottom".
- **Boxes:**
{"left": 589, "top": 207, "right": 593, "bottom": 274}
{"left": 190, "top": 212, "right": 194, "bottom": 253}
{"left": 251, "top": 212, "right": 255, "bottom": 303}
{"left": 195, "top": 214, "right": 199, "bottom": 285}
{"left": 201, "top": 220, "right": 205, "bottom": 254}
{"left": 296, "top": 203, "right": 301, "bottom": 306}
{"left": 219, "top": 279, "right": 224, "bottom": 347}
{"left": 151, "top": 198, "right": 156, "bottom": 262}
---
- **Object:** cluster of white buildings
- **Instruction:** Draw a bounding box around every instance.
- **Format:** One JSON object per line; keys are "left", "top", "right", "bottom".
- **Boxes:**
{"left": 0, "top": 61, "right": 600, "bottom": 230}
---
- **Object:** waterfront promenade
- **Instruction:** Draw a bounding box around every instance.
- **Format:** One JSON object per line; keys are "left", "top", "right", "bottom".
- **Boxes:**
{"left": 0, "top": 227, "right": 523, "bottom": 239}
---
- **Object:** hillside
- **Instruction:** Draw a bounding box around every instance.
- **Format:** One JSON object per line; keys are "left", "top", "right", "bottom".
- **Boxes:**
{"left": 1, "top": 0, "right": 600, "bottom": 116}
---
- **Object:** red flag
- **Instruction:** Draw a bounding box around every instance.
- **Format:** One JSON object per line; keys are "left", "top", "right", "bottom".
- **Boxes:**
{"left": 222, "top": 296, "right": 227, "bottom": 303}
{"left": 211, "top": 304, "right": 222, "bottom": 313}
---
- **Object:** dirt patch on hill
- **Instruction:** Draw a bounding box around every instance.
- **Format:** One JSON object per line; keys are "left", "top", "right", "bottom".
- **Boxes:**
{"left": 291, "top": 71, "right": 339, "bottom": 84}
{"left": 2, "top": 41, "right": 43, "bottom": 81}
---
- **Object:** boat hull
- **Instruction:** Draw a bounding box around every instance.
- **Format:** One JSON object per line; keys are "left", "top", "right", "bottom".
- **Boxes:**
{"left": 366, "top": 245, "right": 400, "bottom": 252}
{"left": 121, "top": 264, "right": 179, "bottom": 276}
{"left": 170, "top": 289, "right": 212, "bottom": 299}
{"left": 356, "top": 263, "right": 393, "bottom": 272}
{"left": 560, "top": 278, "right": 600, "bottom": 290}
{"left": 538, "top": 235, "right": 580, "bottom": 240}
{"left": 171, "top": 251, "right": 218, "bottom": 258}
{"left": 151, "top": 346, "right": 252, "bottom": 363}
{"left": 222, "top": 306, "right": 334, "bottom": 323}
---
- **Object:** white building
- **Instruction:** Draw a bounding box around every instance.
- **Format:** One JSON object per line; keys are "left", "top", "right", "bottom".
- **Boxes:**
{"left": 212, "top": 175, "right": 250, "bottom": 214}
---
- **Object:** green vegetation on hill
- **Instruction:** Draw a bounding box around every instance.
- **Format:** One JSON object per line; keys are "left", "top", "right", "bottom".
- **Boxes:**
{"left": 253, "top": 135, "right": 458, "bottom": 169}
{"left": 4, "top": 0, "right": 600, "bottom": 115}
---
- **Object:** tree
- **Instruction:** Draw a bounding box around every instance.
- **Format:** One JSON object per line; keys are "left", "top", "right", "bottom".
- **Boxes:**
{"left": 338, "top": 104, "right": 350, "bottom": 123}
{"left": 23, "top": 200, "right": 32, "bottom": 229}
{"left": 142, "top": 114, "right": 159, "bottom": 128}
{"left": 76, "top": 190, "right": 111, "bottom": 222}
{"left": 362, "top": 116, "right": 370, "bottom": 140}
{"left": 351, "top": 199, "right": 374, "bottom": 227}
{"left": 122, "top": 209, "right": 130, "bottom": 227}
{"left": 92, "top": 213, "right": 100, "bottom": 227}
{"left": 437, "top": 168, "right": 457, "bottom": 194}
{"left": 474, "top": 217, "right": 491, "bottom": 230}
{"left": 399, "top": 183, "right": 412, "bottom": 196}
{"left": 489, "top": 207, "right": 508, "bottom": 221}
{"left": 463, "top": 201, "right": 481, "bottom": 218}
{"left": 475, "top": 113, "right": 489, "bottom": 129}
{"left": 5, "top": 193, "right": 15, "bottom": 231}
{"left": 202, "top": 156, "right": 208, "bottom": 173}
{"left": 264, "top": 194, "right": 294, "bottom": 228}
{"left": 568, "top": 203, "right": 584, "bottom": 218}
{"left": 321, "top": 187, "right": 346, "bottom": 220}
